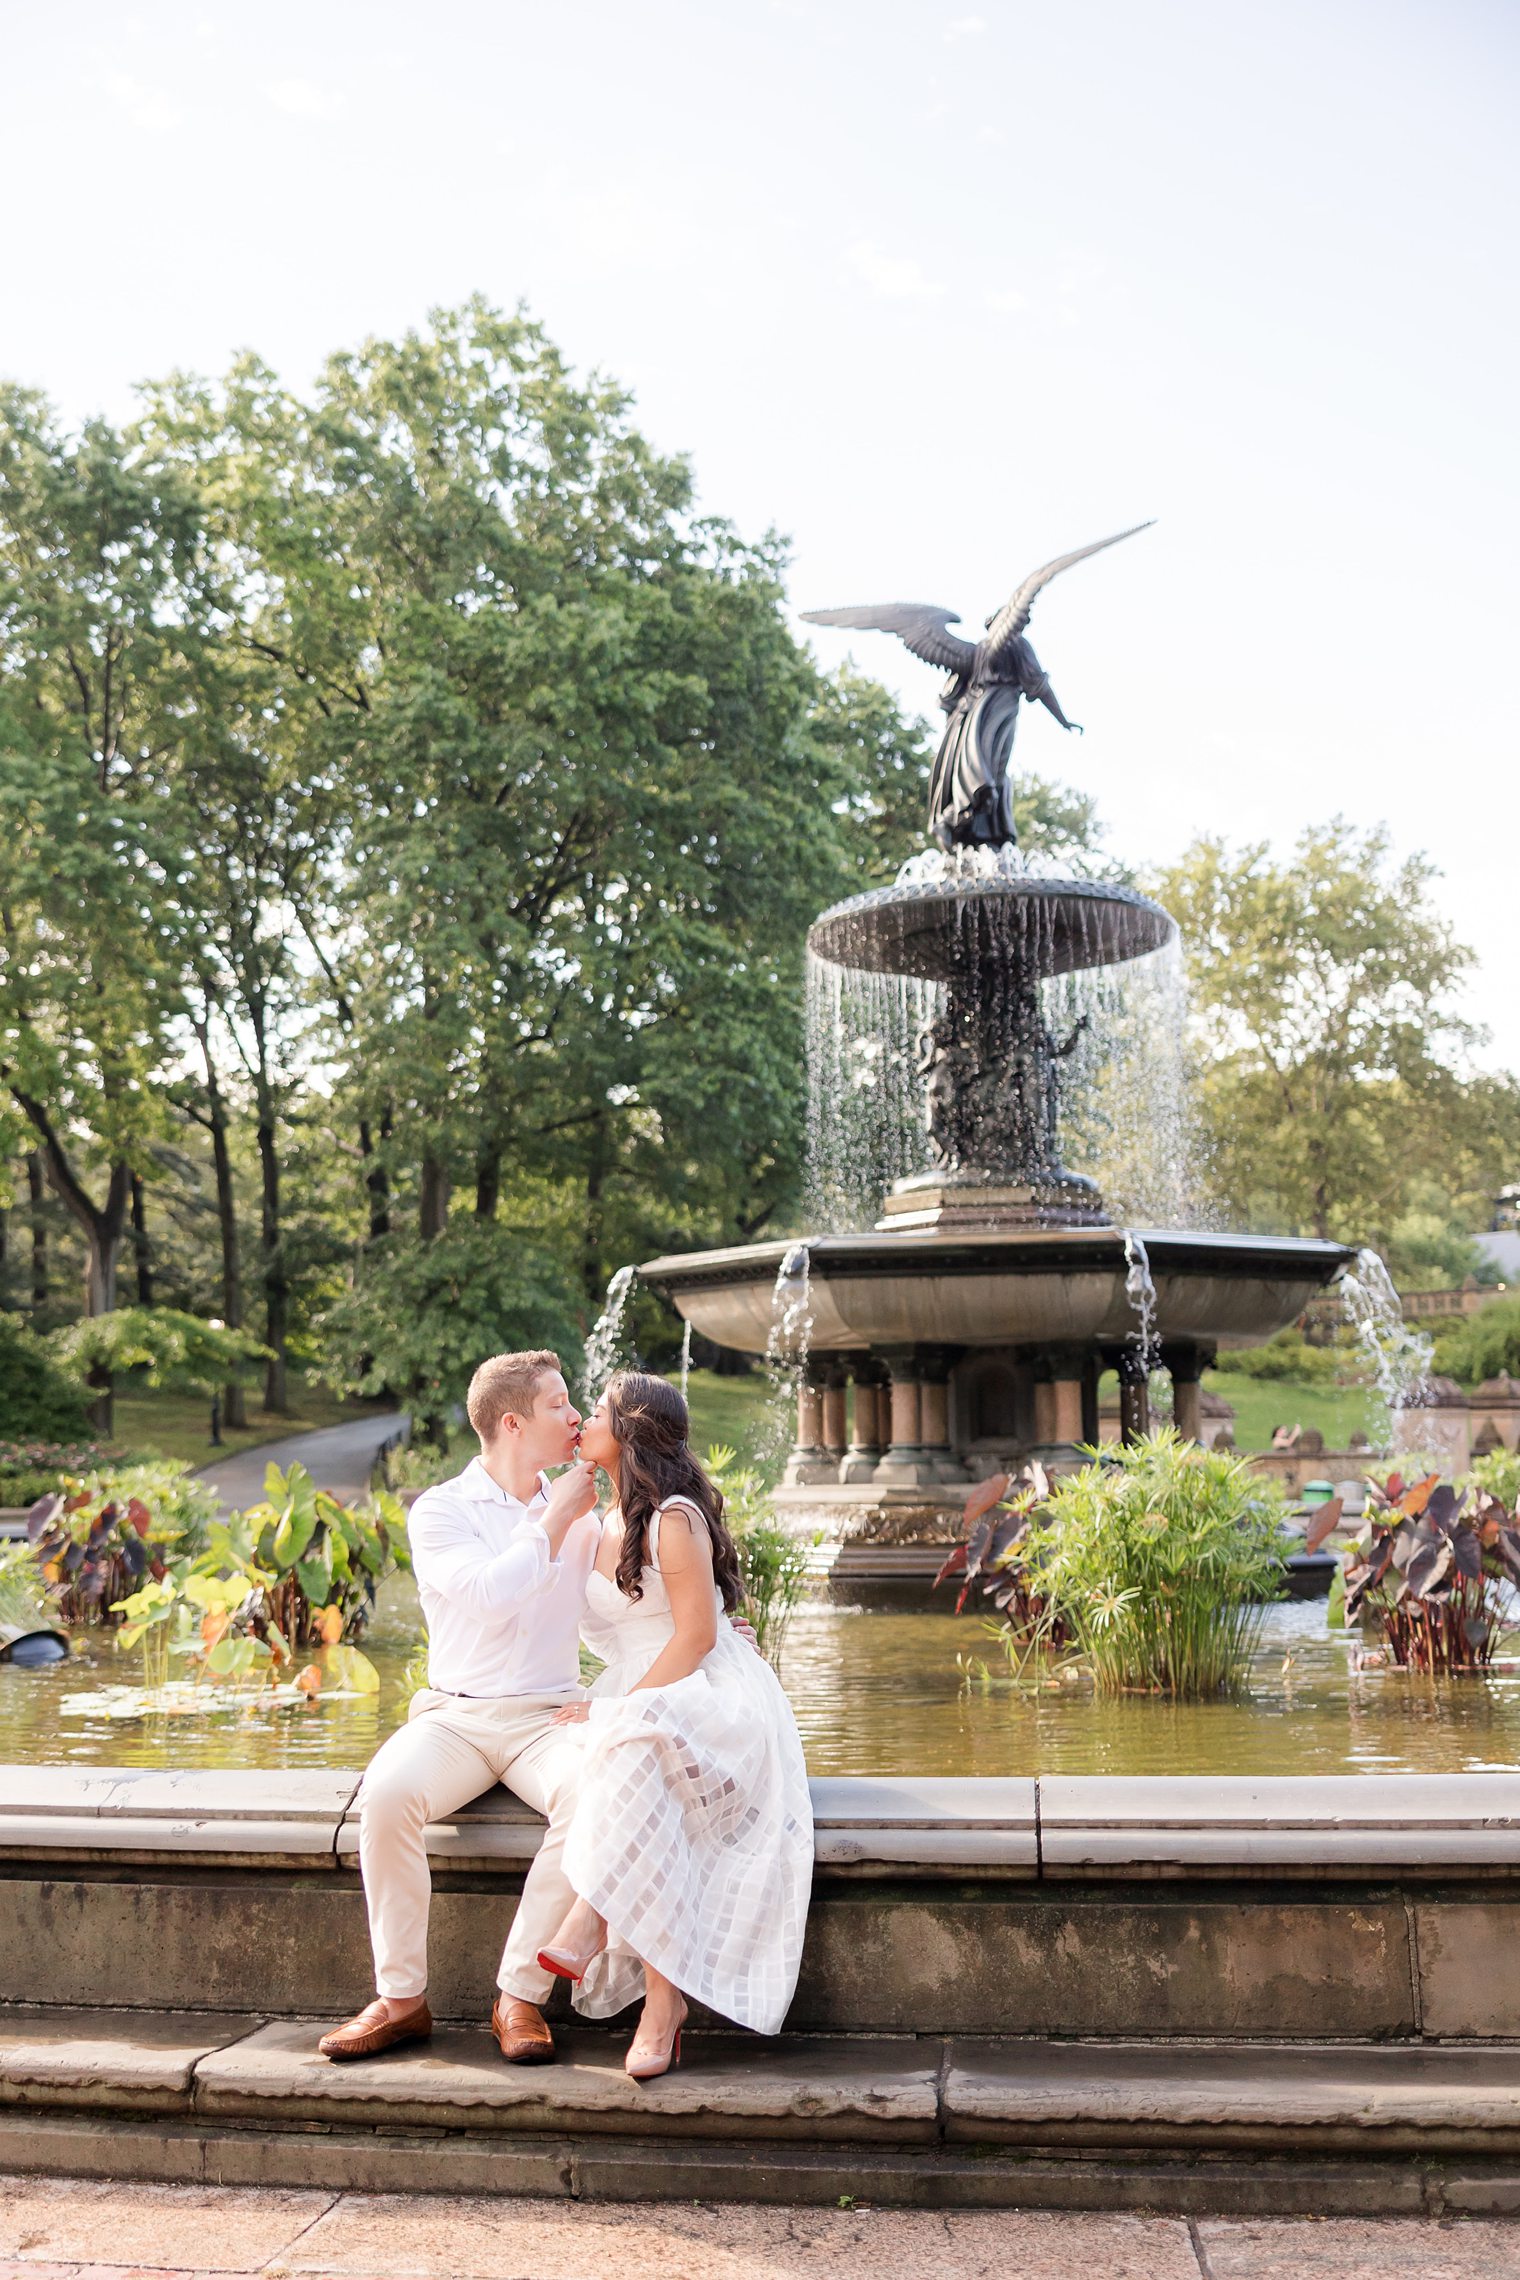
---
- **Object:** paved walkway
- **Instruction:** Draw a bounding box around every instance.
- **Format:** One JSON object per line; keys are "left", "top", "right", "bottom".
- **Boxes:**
{"left": 196, "top": 1413, "right": 406, "bottom": 1510}
{"left": 0, "top": 2182, "right": 1517, "bottom": 2279}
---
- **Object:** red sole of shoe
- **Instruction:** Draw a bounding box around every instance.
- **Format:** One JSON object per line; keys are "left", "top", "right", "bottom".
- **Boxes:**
{"left": 536, "top": 1948, "right": 585, "bottom": 1984}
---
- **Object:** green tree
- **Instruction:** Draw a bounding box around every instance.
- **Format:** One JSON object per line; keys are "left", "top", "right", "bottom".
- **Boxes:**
{"left": 1154, "top": 821, "right": 1513, "bottom": 1246}
{"left": 0, "top": 393, "right": 217, "bottom": 1420}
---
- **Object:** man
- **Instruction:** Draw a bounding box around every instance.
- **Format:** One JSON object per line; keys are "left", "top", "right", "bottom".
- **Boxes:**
{"left": 318, "top": 1348, "right": 600, "bottom": 2065}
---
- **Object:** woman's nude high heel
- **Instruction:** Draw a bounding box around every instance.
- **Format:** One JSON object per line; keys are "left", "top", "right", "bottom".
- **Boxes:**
{"left": 536, "top": 1929, "right": 606, "bottom": 1984}
{"left": 625, "top": 1998, "right": 687, "bottom": 2081}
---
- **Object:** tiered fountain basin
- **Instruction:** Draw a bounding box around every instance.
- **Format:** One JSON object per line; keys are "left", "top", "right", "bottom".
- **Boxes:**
{"left": 640, "top": 1224, "right": 1356, "bottom": 1543}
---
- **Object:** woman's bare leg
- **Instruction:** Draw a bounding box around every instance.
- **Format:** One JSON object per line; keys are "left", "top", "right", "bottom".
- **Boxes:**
{"left": 543, "top": 1893, "right": 606, "bottom": 1961}
{"left": 627, "top": 1958, "right": 687, "bottom": 2070}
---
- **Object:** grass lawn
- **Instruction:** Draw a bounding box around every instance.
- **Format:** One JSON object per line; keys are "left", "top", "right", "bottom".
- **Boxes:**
{"left": 683, "top": 1369, "right": 777, "bottom": 1465}
{"left": 1203, "top": 1371, "right": 1376, "bottom": 1454}
{"left": 113, "top": 1381, "right": 372, "bottom": 1470}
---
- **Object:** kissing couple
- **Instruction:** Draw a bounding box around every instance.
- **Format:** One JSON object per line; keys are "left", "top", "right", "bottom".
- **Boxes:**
{"left": 317, "top": 1348, "right": 814, "bottom": 2079}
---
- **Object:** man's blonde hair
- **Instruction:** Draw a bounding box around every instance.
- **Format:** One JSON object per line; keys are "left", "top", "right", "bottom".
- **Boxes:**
{"left": 466, "top": 1350, "right": 563, "bottom": 1442}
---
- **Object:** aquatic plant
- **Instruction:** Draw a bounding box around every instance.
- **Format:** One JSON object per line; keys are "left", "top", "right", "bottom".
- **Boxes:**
{"left": 937, "top": 1433, "right": 1283, "bottom": 1699}
{"left": 27, "top": 1459, "right": 219, "bottom": 1625}
{"left": 193, "top": 1461, "right": 411, "bottom": 1651}
{"left": 707, "top": 1444, "right": 816, "bottom": 1672}
{"left": 1330, "top": 1468, "right": 1520, "bottom": 1676}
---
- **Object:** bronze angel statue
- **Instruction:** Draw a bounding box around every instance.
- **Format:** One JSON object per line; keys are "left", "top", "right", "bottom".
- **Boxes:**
{"left": 803, "top": 523, "right": 1151, "bottom": 851}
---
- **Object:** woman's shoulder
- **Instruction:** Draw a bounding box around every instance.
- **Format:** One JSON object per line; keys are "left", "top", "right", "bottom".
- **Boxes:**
{"left": 650, "top": 1494, "right": 712, "bottom": 1568}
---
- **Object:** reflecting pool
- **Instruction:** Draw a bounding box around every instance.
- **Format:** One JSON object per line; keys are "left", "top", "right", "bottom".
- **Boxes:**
{"left": 6, "top": 1586, "right": 1520, "bottom": 1777}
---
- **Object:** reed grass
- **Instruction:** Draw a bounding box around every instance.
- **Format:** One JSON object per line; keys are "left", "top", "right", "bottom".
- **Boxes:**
{"left": 1018, "top": 1431, "right": 1284, "bottom": 1698}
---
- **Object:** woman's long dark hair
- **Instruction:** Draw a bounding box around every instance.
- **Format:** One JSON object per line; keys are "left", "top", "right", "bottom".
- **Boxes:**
{"left": 607, "top": 1371, "right": 743, "bottom": 1613}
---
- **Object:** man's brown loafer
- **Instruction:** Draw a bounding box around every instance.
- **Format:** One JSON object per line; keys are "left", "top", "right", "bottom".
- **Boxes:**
{"left": 318, "top": 1999, "right": 433, "bottom": 2062}
{"left": 493, "top": 1993, "right": 556, "bottom": 2063}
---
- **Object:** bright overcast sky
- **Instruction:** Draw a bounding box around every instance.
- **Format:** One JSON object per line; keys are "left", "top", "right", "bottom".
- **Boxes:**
{"left": 6, "top": 0, "right": 1517, "bottom": 1073}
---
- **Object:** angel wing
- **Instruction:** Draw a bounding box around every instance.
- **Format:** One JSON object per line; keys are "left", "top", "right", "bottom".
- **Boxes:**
{"left": 982, "top": 522, "right": 1154, "bottom": 666}
{"left": 801, "top": 603, "right": 976, "bottom": 677}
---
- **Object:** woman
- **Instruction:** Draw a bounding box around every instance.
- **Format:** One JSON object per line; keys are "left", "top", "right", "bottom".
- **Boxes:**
{"left": 537, "top": 1371, "right": 813, "bottom": 2079}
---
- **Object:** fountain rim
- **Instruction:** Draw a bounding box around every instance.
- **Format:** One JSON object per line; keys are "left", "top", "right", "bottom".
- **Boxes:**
{"left": 640, "top": 1226, "right": 1359, "bottom": 1294}
{"left": 807, "top": 869, "right": 1178, "bottom": 980}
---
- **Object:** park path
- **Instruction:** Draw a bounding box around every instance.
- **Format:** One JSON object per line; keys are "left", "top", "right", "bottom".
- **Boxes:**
{"left": 0, "top": 2179, "right": 1514, "bottom": 2278}
{"left": 196, "top": 1410, "right": 407, "bottom": 1509}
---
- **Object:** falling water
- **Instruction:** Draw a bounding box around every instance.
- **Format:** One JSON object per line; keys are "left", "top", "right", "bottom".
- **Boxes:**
{"left": 1339, "top": 1247, "right": 1434, "bottom": 1451}
{"left": 1123, "top": 1230, "right": 1161, "bottom": 1372}
{"left": 759, "top": 1242, "right": 814, "bottom": 1472}
{"left": 678, "top": 1317, "right": 693, "bottom": 1405}
{"left": 804, "top": 847, "right": 1213, "bottom": 1231}
{"left": 582, "top": 1264, "right": 637, "bottom": 1404}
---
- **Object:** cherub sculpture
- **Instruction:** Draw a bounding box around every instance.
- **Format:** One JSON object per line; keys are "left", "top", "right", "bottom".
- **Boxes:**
{"left": 803, "top": 524, "right": 1151, "bottom": 851}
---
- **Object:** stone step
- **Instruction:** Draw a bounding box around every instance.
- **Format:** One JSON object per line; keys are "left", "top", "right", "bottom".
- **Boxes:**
{"left": 10, "top": 2007, "right": 1520, "bottom": 2156}
{"left": 9, "top": 2007, "right": 1520, "bottom": 2211}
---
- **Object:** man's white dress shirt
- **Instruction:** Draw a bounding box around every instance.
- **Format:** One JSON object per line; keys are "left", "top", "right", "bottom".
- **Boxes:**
{"left": 407, "top": 1456, "right": 597, "bottom": 1697}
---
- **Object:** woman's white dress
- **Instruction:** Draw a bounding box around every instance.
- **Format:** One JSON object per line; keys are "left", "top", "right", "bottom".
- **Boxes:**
{"left": 561, "top": 1500, "right": 813, "bottom": 2034}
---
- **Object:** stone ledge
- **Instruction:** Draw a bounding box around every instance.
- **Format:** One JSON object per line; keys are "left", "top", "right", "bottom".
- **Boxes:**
{"left": 944, "top": 2037, "right": 1520, "bottom": 2154}
{"left": 14, "top": 2009, "right": 1520, "bottom": 2207}
{"left": 1041, "top": 1775, "right": 1520, "bottom": 1870}
{"left": 11, "top": 1768, "right": 1520, "bottom": 1876}
{"left": 192, "top": 2018, "right": 941, "bottom": 2142}
{"left": 0, "top": 2009, "right": 258, "bottom": 2111}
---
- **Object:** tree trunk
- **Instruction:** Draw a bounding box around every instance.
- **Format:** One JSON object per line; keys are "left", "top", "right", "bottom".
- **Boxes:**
{"left": 26, "top": 1151, "right": 46, "bottom": 1314}
{"left": 256, "top": 1093, "right": 288, "bottom": 1413}
{"left": 580, "top": 1111, "right": 609, "bottom": 1310}
{"left": 200, "top": 1026, "right": 246, "bottom": 1430}
{"left": 16, "top": 1096, "right": 129, "bottom": 1434}
{"left": 360, "top": 1111, "right": 392, "bottom": 1242}
{"left": 130, "top": 1173, "right": 153, "bottom": 1304}
{"left": 419, "top": 1152, "right": 451, "bottom": 1242}
{"left": 474, "top": 1145, "right": 501, "bottom": 1222}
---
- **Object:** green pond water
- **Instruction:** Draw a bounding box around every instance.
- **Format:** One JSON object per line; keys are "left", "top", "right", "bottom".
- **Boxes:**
{"left": 6, "top": 1589, "right": 1520, "bottom": 1777}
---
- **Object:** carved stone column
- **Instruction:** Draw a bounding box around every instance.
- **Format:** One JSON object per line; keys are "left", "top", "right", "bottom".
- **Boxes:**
{"left": 874, "top": 1348, "right": 929, "bottom": 1484}
{"left": 1116, "top": 1348, "right": 1151, "bottom": 1445}
{"left": 841, "top": 1357, "right": 888, "bottom": 1484}
{"left": 821, "top": 1365, "right": 849, "bottom": 1461}
{"left": 1162, "top": 1340, "right": 1214, "bottom": 1444}
{"left": 917, "top": 1345, "right": 968, "bottom": 1482}
{"left": 783, "top": 1361, "right": 836, "bottom": 1486}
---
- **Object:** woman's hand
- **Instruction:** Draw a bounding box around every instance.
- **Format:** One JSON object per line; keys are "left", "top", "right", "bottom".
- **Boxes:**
{"left": 552, "top": 1701, "right": 591, "bottom": 1725}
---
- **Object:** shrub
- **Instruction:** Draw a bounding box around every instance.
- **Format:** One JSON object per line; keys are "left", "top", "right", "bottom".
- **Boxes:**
{"left": 1209, "top": 1328, "right": 1341, "bottom": 1384}
{"left": 0, "top": 1316, "right": 88, "bottom": 1441}
{"left": 707, "top": 1444, "right": 815, "bottom": 1672}
{"left": 938, "top": 1433, "right": 1284, "bottom": 1699}
{"left": 28, "top": 1459, "right": 220, "bottom": 1626}
{"left": 51, "top": 1307, "right": 266, "bottom": 1393}
{"left": 1471, "top": 1446, "right": 1520, "bottom": 1510}
{"left": 1435, "top": 1295, "right": 1520, "bottom": 1389}
{"left": 0, "top": 1441, "right": 115, "bottom": 1505}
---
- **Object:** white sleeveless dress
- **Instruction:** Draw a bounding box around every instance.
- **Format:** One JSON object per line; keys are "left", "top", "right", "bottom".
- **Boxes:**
{"left": 561, "top": 1499, "right": 813, "bottom": 2034}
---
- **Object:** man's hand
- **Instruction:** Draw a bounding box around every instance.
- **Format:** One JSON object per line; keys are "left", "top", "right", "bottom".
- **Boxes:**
{"left": 729, "top": 1615, "right": 760, "bottom": 1655}
{"left": 541, "top": 1460, "right": 599, "bottom": 1552}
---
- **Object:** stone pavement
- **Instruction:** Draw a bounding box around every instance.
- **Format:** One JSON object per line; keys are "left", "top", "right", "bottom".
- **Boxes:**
{"left": 3, "top": 2180, "right": 1520, "bottom": 2280}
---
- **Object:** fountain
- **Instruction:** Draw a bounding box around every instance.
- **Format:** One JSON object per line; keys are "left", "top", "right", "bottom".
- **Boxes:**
{"left": 639, "top": 532, "right": 1356, "bottom": 1544}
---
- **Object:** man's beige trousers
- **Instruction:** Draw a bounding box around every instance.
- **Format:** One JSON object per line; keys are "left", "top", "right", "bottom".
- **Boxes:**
{"left": 358, "top": 1686, "right": 585, "bottom": 2002}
